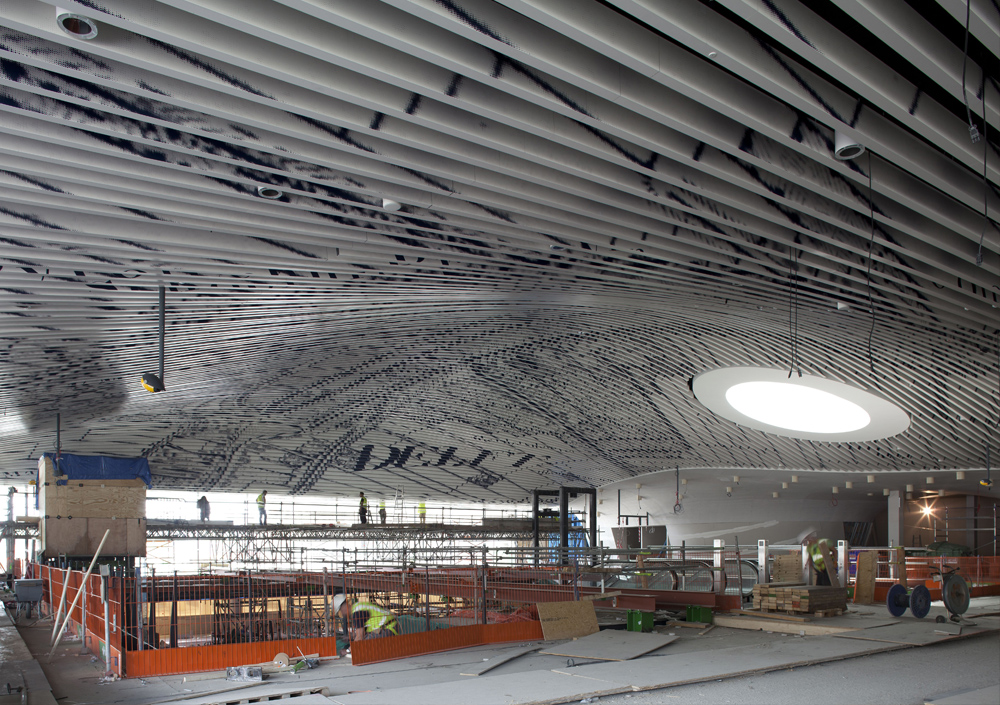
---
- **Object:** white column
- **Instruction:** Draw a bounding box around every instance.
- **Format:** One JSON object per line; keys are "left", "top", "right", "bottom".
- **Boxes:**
{"left": 887, "top": 490, "right": 904, "bottom": 548}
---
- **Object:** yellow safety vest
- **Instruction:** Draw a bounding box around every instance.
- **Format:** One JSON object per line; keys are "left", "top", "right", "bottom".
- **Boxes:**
{"left": 810, "top": 539, "right": 831, "bottom": 571}
{"left": 351, "top": 602, "right": 398, "bottom": 635}
{"left": 256, "top": 493, "right": 266, "bottom": 507}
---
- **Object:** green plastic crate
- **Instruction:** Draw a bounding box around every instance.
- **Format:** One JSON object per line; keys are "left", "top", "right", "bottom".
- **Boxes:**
{"left": 626, "top": 609, "right": 654, "bottom": 632}
{"left": 686, "top": 605, "right": 713, "bottom": 624}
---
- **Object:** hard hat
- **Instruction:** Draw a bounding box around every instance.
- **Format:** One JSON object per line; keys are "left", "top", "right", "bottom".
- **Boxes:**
{"left": 333, "top": 594, "right": 347, "bottom": 612}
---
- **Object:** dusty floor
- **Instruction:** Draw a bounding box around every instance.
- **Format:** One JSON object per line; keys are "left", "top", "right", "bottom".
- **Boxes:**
{"left": 11, "top": 597, "right": 1000, "bottom": 705}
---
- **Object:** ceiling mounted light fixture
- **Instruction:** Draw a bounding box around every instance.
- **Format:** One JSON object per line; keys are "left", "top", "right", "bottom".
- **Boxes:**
{"left": 691, "top": 367, "right": 909, "bottom": 441}
{"left": 381, "top": 198, "right": 402, "bottom": 211}
{"left": 56, "top": 7, "right": 99, "bottom": 39}
{"left": 256, "top": 186, "right": 283, "bottom": 200}
{"left": 834, "top": 129, "right": 865, "bottom": 160}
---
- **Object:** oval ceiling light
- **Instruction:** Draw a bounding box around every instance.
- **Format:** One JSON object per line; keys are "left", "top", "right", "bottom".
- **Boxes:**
{"left": 56, "top": 7, "right": 99, "bottom": 39}
{"left": 381, "top": 198, "right": 402, "bottom": 211}
{"left": 256, "top": 186, "right": 283, "bottom": 200}
{"left": 691, "top": 367, "right": 909, "bottom": 442}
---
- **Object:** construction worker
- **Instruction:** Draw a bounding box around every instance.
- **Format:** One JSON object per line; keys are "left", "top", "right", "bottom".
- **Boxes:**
{"left": 378, "top": 499, "right": 387, "bottom": 524}
{"left": 359, "top": 491, "right": 368, "bottom": 524}
{"left": 418, "top": 501, "right": 426, "bottom": 524}
{"left": 333, "top": 594, "right": 398, "bottom": 647}
{"left": 197, "top": 495, "right": 210, "bottom": 522}
{"left": 806, "top": 536, "right": 835, "bottom": 586}
{"left": 256, "top": 490, "right": 267, "bottom": 525}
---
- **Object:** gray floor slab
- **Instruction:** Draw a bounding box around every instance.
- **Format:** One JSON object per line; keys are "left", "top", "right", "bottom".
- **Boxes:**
{"left": 834, "top": 621, "right": 996, "bottom": 646}
{"left": 925, "top": 684, "right": 1000, "bottom": 705}
{"left": 327, "top": 668, "right": 630, "bottom": 705}
{"left": 327, "top": 635, "right": 903, "bottom": 705}
{"left": 152, "top": 684, "right": 331, "bottom": 705}
{"left": 539, "top": 631, "right": 678, "bottom": 661}
{"left": 552, "top": 635, "right": 898, "bottom": 691}
{"left": 460, "top": 645, "right": 541, "bottom": 676}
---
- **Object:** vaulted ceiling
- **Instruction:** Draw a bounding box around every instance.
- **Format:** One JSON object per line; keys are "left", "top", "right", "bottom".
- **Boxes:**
{"left": 1, "top": 1, "right": 999, "bottom": 503}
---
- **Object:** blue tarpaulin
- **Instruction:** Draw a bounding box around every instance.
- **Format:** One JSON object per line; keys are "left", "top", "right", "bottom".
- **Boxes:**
{"left": 40, "top": 452, "right": 152, "bottom": 488}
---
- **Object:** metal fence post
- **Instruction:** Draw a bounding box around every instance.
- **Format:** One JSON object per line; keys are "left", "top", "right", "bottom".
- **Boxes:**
{"left": 837, "top": 540, "right": 848, "bottom": 589}
{"left": 323, "top": 567, "right": 330, "bottom": 637}
{"left": 757, "top": 540, "right": 769, "bottom": 584}
{"left": 713, "top": 539, "right": 725, "bottom": 594}
{"left": 424, "top": 564, "right": 431, "bottom": 633}
{"left": 481, "top": 548, "right": 487, "bottom": 625}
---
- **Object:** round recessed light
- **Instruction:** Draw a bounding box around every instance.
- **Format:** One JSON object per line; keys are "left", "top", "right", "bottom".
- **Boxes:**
{"left": 691, "top": 367, "right": 909, "bottom": 441}
{"left": 834, "top": 130, "right": 865, "bottom": 160}
{"left": 256, "top": 186, "right": 283, "bottom": 200}
{"left": 56, "top": 8, "right": 99, "bottom": 39}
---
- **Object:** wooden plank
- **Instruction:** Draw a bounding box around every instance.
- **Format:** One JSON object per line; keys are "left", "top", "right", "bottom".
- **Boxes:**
{"left": 47, "top": 483, "right": 146, "bottom": 519}
{"left": 47, "top": 478, "right": 147, "bottom": 488}
{"left": 42, "top": 517, "right": 131, "bottom": 557}
{"left": 713, "top": 614, "right": 856, "bottom": 636}
{"left": 580, "top": 591, "right": 621, "bottom": 601}
{"left": 731, "top": 610, "right": 812, "bottom": 623}
{"left": 460, "top": 645, "right": 540, "bottom": 676}
{"left": 127, "top": 518, "right": 148, "bottom": 557}
{"left": 771, "top": 555, "right": 802, "bottom": 583}
{"left": 539, "top": 631, "right": 678, "bottom": 661}
{"left": 535, "top": 600, "right": 599, "bottom": 641}
{"left": 664, "top": 620, "right": 711, "bottom": 629}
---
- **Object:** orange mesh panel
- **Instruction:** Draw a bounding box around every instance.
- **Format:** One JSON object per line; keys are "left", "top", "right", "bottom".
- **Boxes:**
{"left": 350, "top": 621, "right": 543, "bottom": 666}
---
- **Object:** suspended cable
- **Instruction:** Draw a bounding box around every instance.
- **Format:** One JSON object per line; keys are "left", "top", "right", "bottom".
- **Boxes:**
{"left": 866, "top": 152, "right": 878, "bottom": 383}
{"left": 787, "top": 247, "right": 801, "bottom": 378}
{"left": 977, "top": 77, "right": 991, "bottom": 265}
{"left": 963, "top": 0, "right": 981, "bottom": 143}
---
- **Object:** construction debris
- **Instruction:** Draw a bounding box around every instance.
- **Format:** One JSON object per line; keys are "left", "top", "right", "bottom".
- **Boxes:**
{"left": 226, "top": 666, "right": 263, "bottom": 682}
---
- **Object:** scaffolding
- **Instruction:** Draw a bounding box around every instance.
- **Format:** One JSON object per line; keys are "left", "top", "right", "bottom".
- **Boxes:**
{"left": 932, "top": 503, "right": 998, "bottom": 555}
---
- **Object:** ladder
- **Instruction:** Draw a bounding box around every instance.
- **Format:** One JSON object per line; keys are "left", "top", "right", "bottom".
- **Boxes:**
{"left": 393, "top": 488, "right": 404, "bottom": 522}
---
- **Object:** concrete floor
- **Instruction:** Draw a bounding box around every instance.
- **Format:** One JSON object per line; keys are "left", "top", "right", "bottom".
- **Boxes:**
{"left": 596, "top": 636, "right": 1000, "bottom": 705}
{"left": 10, "top": 597, "right": 1000, "bottom": 705}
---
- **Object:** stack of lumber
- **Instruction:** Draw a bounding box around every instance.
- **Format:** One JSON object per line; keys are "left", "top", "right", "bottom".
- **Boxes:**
{"left": 752, "top": 584, "right": 846, "bottom": 614}
{"left": 770, "top": 554, "right": 803, "bottom": 583}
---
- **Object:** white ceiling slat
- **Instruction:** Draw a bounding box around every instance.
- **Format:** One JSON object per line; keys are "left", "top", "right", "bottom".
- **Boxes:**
{"left": 1, "top": 0, "right": 999, "bottom": 502}
{"left": 716, "top": 0, "right": 998, "bottom": 192}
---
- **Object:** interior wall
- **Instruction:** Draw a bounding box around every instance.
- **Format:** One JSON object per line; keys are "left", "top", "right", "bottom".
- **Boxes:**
{"left": 596, "top": 493, "right": 884, "bottom": 548}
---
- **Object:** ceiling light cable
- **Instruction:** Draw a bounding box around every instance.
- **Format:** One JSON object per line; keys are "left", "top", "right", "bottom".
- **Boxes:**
{"left": 866, "top": 152, "right": 878, "bottom": 384}
{"left": 787, "top": 247, "right": 801, "bottom": 378}
{"left": 963, "top": 0, "right": 981, "bottom": 143}
{"left": 977, "top": 78, "right": 991, "bottom": 265}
